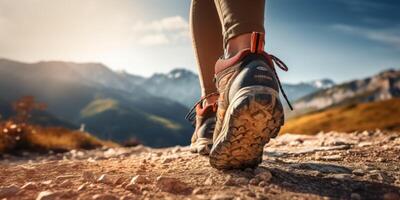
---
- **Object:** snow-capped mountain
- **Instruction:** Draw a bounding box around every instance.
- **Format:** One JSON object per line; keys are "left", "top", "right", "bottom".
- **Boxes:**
{"left": 309, "top": 79, "right": 335, "bottom": 89}
{"left": 139, "top": 69, "right": 201, "bottom": 107}
{"left": 294, "top": 69, "right": 400, "bottom": 111}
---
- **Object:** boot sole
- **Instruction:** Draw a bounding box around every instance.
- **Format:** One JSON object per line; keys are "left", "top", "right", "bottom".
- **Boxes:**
{"left": 209, "top": 86, "right": 284, "bottom": 169}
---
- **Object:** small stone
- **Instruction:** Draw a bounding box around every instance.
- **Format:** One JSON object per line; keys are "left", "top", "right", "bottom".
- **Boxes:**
{"left": 249, "top": 178, "right": 260, "bottom": 185}
{"left": 352, "top": 169, "right": 365, "bottom": 176}
{"left": 258, "top": 181, "right": 267, "bottom": 187}
{"left": 329, "top": 174, "right": 351, "bottom": 180}
{"left": 361, "top": 130, "right": 372, "bottom": 136}
{"left": 383, "top": 192, "right": 400, "bottom": 200}
{"left": 235, "top": 177, "right": 249, "bottom": 185}
{"left": 204, "top": 176, "right": 214, "bottom": 185}
{"left": 129, "top": 175, "right": 150, "bottom": 185}
{"left": 211, "top": 193, "right": 234, "bottom": 200}
{"left": 97, "top": 174, "right": 114, "bottom": 184}
{"left": 256, "top": 171, "right": 272, "bottom": 182}
{"left": 92, "top": 194, "right": 119, "bottom": 200}
{"left": 21, "top": 182, "right": 37, "bottom": 190}
{"left": 60, "top": 180, "right": 72, "bottom": 187}
{"left": 103, "top": 148, "right": 117, "bottom": 158}
{"left": 36, "top": 191, "right": 58, "bottom": 200}
{"left": 41, "top": 180, "right": 52, "bottom": 185}
{"left": 358, "top": 142, "right": 372, "bottom": 147}
{"left": 0, "top": 185, "right": 20, "bottom": 198}
{"left": 156, "top": 176, "right": 192, "bottom": 194}
{"left": 350, "top": 193, "right": 362, "bottom": 200}
{"left": 192, "top": 188, "right": 205, "bottom": 195}
{"left": 377, "top": 158, "right": 387, "bottom": 162}
{"left": 77, "top": 183, "right": 88, "bottom": 191}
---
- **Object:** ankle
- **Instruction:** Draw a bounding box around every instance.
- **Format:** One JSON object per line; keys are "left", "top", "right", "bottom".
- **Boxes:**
{"left": 225, "top": 33, "right": 252, "bottom": 58}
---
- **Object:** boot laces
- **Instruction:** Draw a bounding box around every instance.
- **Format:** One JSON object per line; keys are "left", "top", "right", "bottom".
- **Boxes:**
{"left": 269, "top": 54, "right": 293, "bottom": 110}
{"left": 185, "top": 92, "right": 219, "bottom": 126}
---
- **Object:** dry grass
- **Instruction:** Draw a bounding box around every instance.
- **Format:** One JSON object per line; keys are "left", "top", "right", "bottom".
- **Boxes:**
{"left": 281, "top": 98, "right": 400, "bottom": 135}
{"left": 0, "top": 121, "right": 117, "bottom": 154}
{"left": 0, "top": 96, "right": 117, "bottom": 154}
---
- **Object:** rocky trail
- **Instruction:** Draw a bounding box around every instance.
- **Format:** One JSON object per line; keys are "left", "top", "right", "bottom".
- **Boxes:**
{"left": 1, "top": 131, "right": 400, "bottom": 200}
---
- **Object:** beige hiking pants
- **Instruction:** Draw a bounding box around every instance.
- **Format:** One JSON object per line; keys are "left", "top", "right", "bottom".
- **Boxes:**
{"left": 190, "top": 0, "right": 265, "bottom": 96}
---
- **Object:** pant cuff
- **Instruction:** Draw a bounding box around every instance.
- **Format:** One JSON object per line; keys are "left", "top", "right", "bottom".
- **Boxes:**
{"left": 223, "top": 22, "right": 265, "bottom": 47}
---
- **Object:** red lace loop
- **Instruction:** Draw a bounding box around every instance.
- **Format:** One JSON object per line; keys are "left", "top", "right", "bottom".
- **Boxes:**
{"left": 185, "top": 92, "right": 219, "bottom": 125}
{"left": 270, "top": 54, "right": 288, "bottom": 71}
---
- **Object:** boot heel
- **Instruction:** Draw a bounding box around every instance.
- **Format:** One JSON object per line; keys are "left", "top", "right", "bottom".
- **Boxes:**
{"left": 210, "top": 86, "right": 284, "bottom": 169}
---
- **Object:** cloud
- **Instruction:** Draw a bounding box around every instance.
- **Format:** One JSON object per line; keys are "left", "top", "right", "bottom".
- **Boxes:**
{"left": 331, "top": 24, "right": 400, "bottom": 48}
{"left": 132, "top": 16, "right": 188, "bottom": 32}
{"left": 132, "top": 16, "right": 190, "bottom": 46}
{"left": 138, "top": 34, "right": 170, "bottom": 46}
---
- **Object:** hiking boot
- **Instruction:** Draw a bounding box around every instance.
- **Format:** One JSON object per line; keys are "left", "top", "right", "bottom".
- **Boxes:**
{"left": 209, "top": 32, "right": 292, "bottom": 169}
{"left": 186, "top": 93, "right": 219, "bottom": 155}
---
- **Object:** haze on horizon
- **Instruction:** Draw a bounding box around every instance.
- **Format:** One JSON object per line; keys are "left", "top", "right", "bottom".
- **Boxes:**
{"left": 0, "top": 0, "right": 399, "bottom": 84}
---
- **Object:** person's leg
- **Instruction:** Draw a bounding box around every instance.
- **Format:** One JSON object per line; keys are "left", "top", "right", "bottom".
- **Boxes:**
{"left": 214, "top": 0, "right": 265, "bottom": 57}
{"left": 188, "top": 0, "right": 222, "bottom": 155}
{"left": 190, "top": 0, "right": 223, "bottom": 97}
{"left": 210, "top": 0, "right": 289, "bottom": 169}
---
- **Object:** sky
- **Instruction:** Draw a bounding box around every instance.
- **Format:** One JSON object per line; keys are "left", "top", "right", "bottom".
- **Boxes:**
{"left": 0, "top": 0, "right": 399, "bottom": 83}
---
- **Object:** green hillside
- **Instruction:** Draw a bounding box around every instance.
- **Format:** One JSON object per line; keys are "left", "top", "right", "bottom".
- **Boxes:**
{"left": 281, "top": 98, "right": 400, "bottom": 134}
{"left": 79, "top": 98, "right": 187, "bottom": 147}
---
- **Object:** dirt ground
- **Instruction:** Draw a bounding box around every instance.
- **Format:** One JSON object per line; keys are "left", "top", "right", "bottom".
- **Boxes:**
{"left": 1, "top": 130, "right": 399, "bottom": 200}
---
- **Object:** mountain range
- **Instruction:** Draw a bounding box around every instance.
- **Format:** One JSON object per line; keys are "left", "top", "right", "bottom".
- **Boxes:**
{"left": 293, "top": 69, "right": 400, "bottom": 111}
{"left": 1, "top": 57, "right": 398, "bottom": 146}
{"left": 132, "top": 68, "right": 335, "bottom": 107}
{"left": 282, "top": 68, "right": 400, "bottom": 134}
{"left": 0, "top": 58, "right": 191, "bottom": 147}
